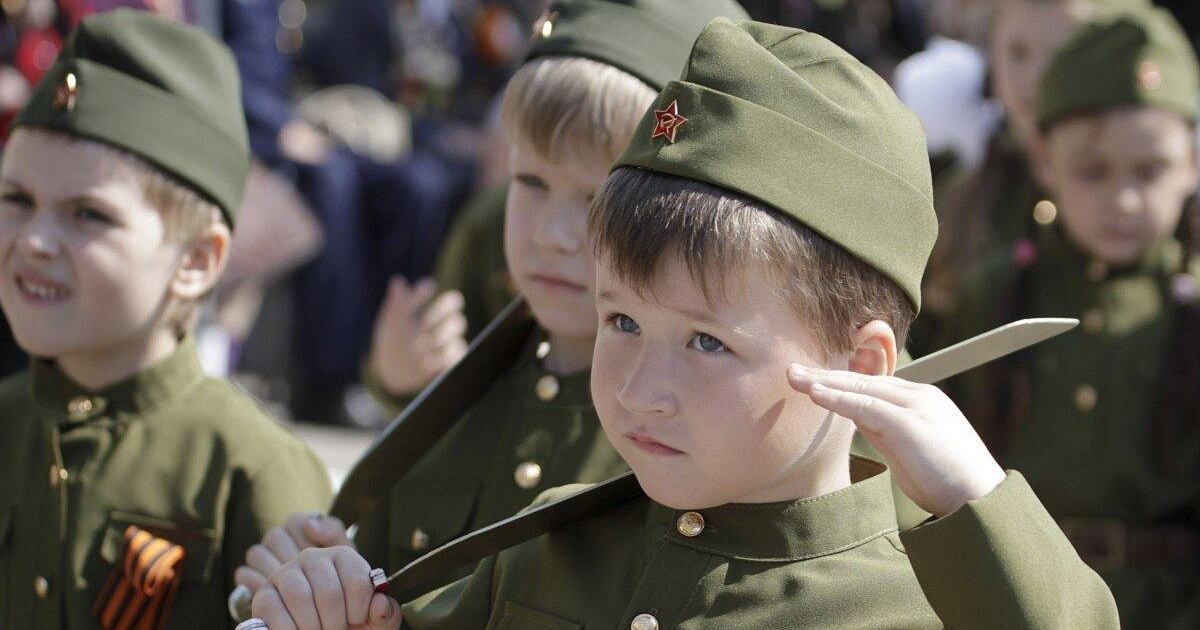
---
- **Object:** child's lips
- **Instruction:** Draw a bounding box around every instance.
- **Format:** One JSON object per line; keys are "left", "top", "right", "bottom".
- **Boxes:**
{"left": 529, "top": 273, "right": 587, "bottom": 293}
{"left": 625, "top": 432, "right": 685, "bottom": 456}
{"left": 13, "top": 271, "right": 71, "bottom": 303}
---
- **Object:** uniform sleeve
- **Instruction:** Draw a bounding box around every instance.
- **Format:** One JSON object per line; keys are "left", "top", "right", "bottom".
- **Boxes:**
{"left": 222, "top": 439, "right": 334, "bottom": 587}
{"left": 900, "top": 471, "right": 1119, "bottom": 630}
{"left": 400, "top": 555, "right": 497, "bottom": 629}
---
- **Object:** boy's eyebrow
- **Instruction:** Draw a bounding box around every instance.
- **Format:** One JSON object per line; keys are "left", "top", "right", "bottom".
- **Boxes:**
{"left": 597, "top": 288, "right": 736, "bottom": 331}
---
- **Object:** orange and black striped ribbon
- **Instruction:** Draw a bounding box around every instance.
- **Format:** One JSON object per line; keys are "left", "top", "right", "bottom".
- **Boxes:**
{"left": 92, "top": 526, "right": 186, "bottom": 630}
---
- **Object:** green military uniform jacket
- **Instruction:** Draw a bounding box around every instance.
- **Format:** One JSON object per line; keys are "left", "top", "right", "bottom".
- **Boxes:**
{"left": 400, "top": 458, "right": 1119, "bottom": 629}
{"left": 353, "top": 326, "right": 628, "bottom": 602}
{"left": 950, "top": 227, "right": 1200, "bottom": 628}
{"left": 0, "top": 338, "right": 332, "bottom": 629}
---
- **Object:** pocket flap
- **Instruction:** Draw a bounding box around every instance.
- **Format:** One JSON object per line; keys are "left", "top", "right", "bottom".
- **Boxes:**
{"left": 495, "top": 602, "right": 582, "bottom": 630}
{"left": 389, "top": 478, "right": 479, "bottom": 556}
{"left": 100, "top": 511, "right": 217, "bottom": 582}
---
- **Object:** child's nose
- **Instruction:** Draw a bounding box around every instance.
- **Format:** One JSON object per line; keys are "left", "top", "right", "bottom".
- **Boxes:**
{"left": 616, "top": 352, "right": 677, "bottom": 417}
{"left": 16, "top": 215, "right": 60, "bottom": 260}
{"left": 531, "top": 202, "right": 584, "bottom": 253}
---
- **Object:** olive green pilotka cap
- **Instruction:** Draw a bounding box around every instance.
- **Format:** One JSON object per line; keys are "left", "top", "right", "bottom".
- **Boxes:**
{"left": 13, "top": 9, "right": 250, "bottom": 227}
{"left": 1038, "top": 7, "right": 1199, "bottom": 129}
{"left": 525, "top": 0, "right": 749, "bottom": 91}
{"left": 614, "top": 18, "right": 937, "bottom": 310}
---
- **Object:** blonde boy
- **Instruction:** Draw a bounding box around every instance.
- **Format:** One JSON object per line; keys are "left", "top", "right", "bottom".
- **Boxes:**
{"left": 0, "top": 11, "right": 330, "bottom": 629}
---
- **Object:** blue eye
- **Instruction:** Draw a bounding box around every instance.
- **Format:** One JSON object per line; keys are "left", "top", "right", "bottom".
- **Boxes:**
{"left": 612, "top": 313, "right": 640, "bottom": 334}
{"left": 690, "top": 333, "right": 727, "bottom": 353}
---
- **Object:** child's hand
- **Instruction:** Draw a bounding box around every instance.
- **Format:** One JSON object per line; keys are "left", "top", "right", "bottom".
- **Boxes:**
{"left": 251, "top": 547, "right": 400, "bottom": 630}
{"left": 235, "top": 512, "right": 352, "bottom": 597}
{"left": 787, "top": 365, "right": 1005, "bottom": 518}
{"left": 368, "top": 276, "right": 469, "bottom": 397}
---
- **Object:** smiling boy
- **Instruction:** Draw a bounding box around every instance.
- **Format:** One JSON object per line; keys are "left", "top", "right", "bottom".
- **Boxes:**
{"left": 0, "top": 11, "right": 331, "bottom": 629}
{"left": 248, "top": 18, "right": 1118, "bottom": 630}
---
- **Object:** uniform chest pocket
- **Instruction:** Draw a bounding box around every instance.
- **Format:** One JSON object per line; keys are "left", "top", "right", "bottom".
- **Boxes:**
{"left": 495, "top": 602, "right": 582, "bottom": 630}
{"left": 99, "top": 511, "right": 217, "bottom": 583}
{"left": 388, "top": 479, "right": 479, "bottom": 566}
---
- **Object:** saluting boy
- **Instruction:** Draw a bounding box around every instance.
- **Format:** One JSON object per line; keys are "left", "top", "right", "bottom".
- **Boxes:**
{"left": 950, "top": 8, "right": 1200, "bottom": 628}
{"left": 0, "top": 10, "right": 331, "bottom": 630}
{"left": 249, "top": 18, "right": 1119, "bottom": 630}
{"left": 232, "top": 0, "right": 749, "bottom": 610}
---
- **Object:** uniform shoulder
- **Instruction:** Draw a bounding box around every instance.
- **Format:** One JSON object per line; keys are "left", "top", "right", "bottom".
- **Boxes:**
{"left": 168, "top": 375, "right": 317, "bottom": 460}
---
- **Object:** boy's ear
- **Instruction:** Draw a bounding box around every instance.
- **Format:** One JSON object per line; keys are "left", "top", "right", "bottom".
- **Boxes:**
{"left": 847, "top": 320, "right": 897, "bottom": 377}
{"left": 1028, "top": 131, "right": 1057, "bottom": 190}
{"left": 170, "top": 221, "right": 231, "bottom": 301}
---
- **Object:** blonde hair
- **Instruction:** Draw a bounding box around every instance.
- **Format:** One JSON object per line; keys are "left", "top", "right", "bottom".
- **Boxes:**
{"left": 501, "top": 56, "right": 657, "bottom": 171}
{"left": 590, "top": 168, "right": 915, "bottom": 357}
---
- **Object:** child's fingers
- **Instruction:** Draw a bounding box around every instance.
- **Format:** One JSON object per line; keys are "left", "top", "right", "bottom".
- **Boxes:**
{"left": 263, "top": 527, "right": 302, "bottom": 564}
{"left": 234, "top": 565, "right": 269, "bottom": 593}
{"left": 246, "top": 543, "right": 285, "bottom": 579}
{"left": 788, "top": 365, "right": 917, "bottom": 408}
{"left": 298, "top": 552, "right": 348, "bottom": 630}
{"left": 250, "top": 586, "right": 300, "bottom": 630}
{"left": 331, "top": 550, "right": 374, "bottom": 626}
{"left": 806, "top": 382, "right": 908, "bottom": 435}
{"left": 269, "top": 567, "right": 323, "bottom": 630}
{"left": 419, "top": 290, "right": 465, "bottom": 329}
{"left": 363, "top": 593, "right": 401, "bottom": 630}
{"left": 424, "top": 310, "right": 468, "bottom": 351}
{"left": 406, "top": 278, "right": 438, "bottom": 316}
{"left": 304, "top": 515, "right": 351, "bottom": 547}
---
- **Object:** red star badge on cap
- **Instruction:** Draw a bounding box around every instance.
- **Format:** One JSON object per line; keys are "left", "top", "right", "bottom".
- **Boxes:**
{"left": 651, "top": 100, "right": 687, "bottom": 143}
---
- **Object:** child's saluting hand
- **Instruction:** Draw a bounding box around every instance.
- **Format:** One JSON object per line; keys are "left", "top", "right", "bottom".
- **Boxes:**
{"left": 788, "top": 365, "right": 1006, "bottom": 518}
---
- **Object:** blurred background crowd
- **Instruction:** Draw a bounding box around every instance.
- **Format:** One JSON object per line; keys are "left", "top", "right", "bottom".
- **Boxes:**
{"left": 0, "top": 0, "right": 1194, "bottom": 428}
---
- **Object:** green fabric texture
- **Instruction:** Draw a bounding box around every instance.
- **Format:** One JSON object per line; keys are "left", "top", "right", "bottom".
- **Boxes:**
{"left": 1037, "top": 7, "right": 1199, "bottom": 129}
{"left": 0, "top": 338, "right": 331, "bottom": 628}
{"left": 13, "top": 9, "right": 250, "bottom": 226}
{"left": 402, "top": 464, "right": 1120, "bottom": 629}
{"left": 526, "top": 0, "right": 749, "bottom": 90}
{"left": 614, "top": 19, "right": 937, "bottom": 309}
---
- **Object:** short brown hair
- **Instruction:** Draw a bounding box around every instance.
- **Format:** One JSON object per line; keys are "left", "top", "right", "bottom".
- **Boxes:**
{"left": 589, "top": 167, "right": 915, "bottom": 356}
{"left": 501, "top": 55, "right": 656, "bottom": 171}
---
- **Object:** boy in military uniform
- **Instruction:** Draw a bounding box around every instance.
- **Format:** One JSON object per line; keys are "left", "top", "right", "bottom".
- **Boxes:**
{"left": 0, "top": 10, "right": 332, "bottom": 630}
{"left": 913, "top": 0, "right": 1146, "bottom": 355}
{"left": 950, "top": 8, "right": 1200, "bottom": 628}
{"left": 231, "top": 0, "right": 749, "bottom": 607}
{"left": 247, "top": 18, "right": 1119, "bottom": 630}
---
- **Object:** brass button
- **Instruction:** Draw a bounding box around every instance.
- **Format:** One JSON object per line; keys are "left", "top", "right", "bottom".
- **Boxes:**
{"left": 34, "top": 575, "right": 49, "bottom": 598}
{"left": 49, "top": 464, "right": 68, "bottom": 489}
{"left": 631, "top": 613, "right": 659, "bottom": 630}
{"left": 1082, "top": 309, "right": 1105, "bottom": 334}
{"left": 676, "top": 511, "right": 705, "bottom": 537}
{"left": 514, "top": 461, "right": 543, "bottom": 490}
{"left": 411, "top": 528, "right": 430, "bottom": 551}
{"left": 1075, "top": 385, "right": 1098, "bottom": 413}
{"left": 1086, "top": 260, "right": 1109, "bottom": 282}
{"left": 1032, "top": 200, "right": 1058, "bottom": 225}
{"left": 535, "top": 341, "right": 551, "bottom": 360}
{"left": 67, "top": 396, "right": 94, "bottom": 419}
{"left": 535, "top": 374, "right": 560, "bottom": 401}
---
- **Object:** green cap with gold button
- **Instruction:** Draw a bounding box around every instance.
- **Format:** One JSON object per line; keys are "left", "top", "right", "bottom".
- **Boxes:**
{"left": 13, "top": 9, "right": 250, "bottom": 226}
{"left": 1037, "top": 7, "right": 1199, "bottom": 129}
{"left": 526, "top": 0, "right": 749, "bottom": 91}
{"left": 614, "top": 18, "right": 936, "bottom": 310}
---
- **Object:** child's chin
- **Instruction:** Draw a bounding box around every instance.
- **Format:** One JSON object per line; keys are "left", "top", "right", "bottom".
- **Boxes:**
{"left": 635, "top": 472, "right": 723, "bottom": 511}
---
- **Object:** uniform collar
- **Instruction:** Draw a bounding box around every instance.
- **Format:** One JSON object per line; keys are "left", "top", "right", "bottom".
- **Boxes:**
{"left": 30, "top": 336, "right": 206, "bottom": 425}
{"left": 521, "top": 328, "right": 592, "bottom": 408}
{"left": 646, "top": 456, "right": 898, "bottom": 561}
